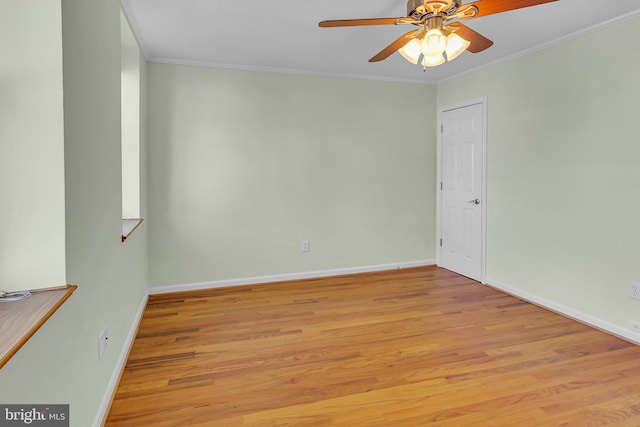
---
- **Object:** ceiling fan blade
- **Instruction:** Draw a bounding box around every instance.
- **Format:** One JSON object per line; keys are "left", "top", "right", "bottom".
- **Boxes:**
{"left": 447, "top": 22, "right": 493, "bottom": 53}
{"left": 319, "top": 17, "right": 410, "bottom": 27}
{"left": 369, "top": 30, "right": 421, "bottom": 62}
{"left": 463, "top": 0, "right": 558, "bottom": 18}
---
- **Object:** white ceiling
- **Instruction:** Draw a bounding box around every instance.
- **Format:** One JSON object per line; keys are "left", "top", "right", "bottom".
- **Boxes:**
{"left": 121, "top": 0, "right": 640, "bottom": 84}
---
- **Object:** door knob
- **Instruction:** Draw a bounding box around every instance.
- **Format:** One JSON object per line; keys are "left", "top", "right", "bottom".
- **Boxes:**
{"left": 467, "top": 199, "right": 480, "bottom": 205}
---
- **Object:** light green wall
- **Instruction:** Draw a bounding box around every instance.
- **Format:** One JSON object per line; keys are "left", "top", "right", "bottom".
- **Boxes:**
{"left": 0, "top": 1, "right": 149, "bottom": 426}
{"left": 0, "top": 0, "right": 66, "bottom": 292}
{"left": 147, "top": 64, "right": 437, "bottom": 286}
{"left": 438, "top": 16, "right": 640, "bottom": 330}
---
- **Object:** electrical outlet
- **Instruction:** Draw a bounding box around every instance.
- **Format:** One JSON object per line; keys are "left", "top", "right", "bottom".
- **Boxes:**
{"left": 301, "top": 240, "right": 310, "bottom": 253}
{"left": 629, "top": 320, "right": 640, "bottom": 334}
{"left": 98, "top": 328, "right": 109, "bottom": 360}
{"left": 630, "top": 282, "right": 640, "bottom": 301}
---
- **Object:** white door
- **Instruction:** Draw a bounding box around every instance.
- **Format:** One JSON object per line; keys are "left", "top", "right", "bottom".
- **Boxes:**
{"left": 440, "top": 102, "right": 485, "bottom": 281}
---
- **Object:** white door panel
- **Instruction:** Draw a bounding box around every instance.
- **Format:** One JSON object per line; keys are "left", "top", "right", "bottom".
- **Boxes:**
{"left": 441, "top": 102, "right": 484, "bottom": 281}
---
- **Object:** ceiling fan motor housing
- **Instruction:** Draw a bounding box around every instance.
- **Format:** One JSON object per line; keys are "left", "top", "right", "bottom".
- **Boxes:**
{"left": 407, "top": 0, "right": 461, "bottom": 20}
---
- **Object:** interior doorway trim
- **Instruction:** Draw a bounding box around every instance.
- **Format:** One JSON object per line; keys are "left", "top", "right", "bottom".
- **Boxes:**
{"left": 436, "top": 96, "right": 488, "bottom": 283}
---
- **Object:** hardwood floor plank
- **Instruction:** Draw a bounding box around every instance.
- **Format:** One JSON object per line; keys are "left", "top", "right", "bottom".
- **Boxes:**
{"left": 105, "top": 266, "right": 640, "bottom": 426}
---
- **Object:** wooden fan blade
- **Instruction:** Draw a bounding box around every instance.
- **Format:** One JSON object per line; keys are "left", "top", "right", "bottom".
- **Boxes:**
{"left": 463, "top": 0, "right": 558, "bottom": 18}
{"left": 319, "top": 17, "right": 408, "bottom": 27}
{"left": 448, "top": 22, "right": 493, "bottom": 53}
{"left": 369, "top": 30, "right": 421, "bottom": 62}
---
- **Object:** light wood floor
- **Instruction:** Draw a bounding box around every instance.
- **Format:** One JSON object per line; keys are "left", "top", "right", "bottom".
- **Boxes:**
{"left": 105, "top": 266, "right": 640, "bottom": 426}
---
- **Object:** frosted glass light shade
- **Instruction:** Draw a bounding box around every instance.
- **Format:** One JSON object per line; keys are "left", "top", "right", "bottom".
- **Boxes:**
{"left": 421, "top": 53, "right": 445, "bottom": 67}
{"left": 422, "top": 28, "right": 446, "bottom": 56}
{"left": 445, "top": 33, "right": 471, "bottom": 61}
{"left": 398, "top": 38, "right": 422, "bottom": 64}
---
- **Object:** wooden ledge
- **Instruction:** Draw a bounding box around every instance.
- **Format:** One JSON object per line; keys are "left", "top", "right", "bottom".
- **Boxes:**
{"left": 122, "top": 218, "right": 143, "bottom": 242}
{"left": 0, "top": 284, "right": 77, "bottom": 369}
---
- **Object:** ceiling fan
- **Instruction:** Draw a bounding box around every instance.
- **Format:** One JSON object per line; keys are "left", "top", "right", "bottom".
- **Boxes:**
{"left": 319, "top": 0, "right": 558, "bottom": 67}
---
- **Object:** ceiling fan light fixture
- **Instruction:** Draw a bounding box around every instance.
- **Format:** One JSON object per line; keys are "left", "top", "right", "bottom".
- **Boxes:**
{"left": 421, "top": 53, "right": 445, "bottom": 67}
{"left": 445, "top": 32, "right": 470, "bottom": 61}
{"left": 422, "top": 28, "right": 447, "bottom": 56}
{"left": 398, "top": 38, "right": 422, "bottom": 64}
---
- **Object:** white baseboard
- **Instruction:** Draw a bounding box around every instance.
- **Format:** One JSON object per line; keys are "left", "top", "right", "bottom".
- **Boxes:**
{"left": 485, "top": 277, "right": 640, "bottom": 345}
{"left": 93, "top": 290, "right": 149, "bottom": 427}
{"left": 149, "top": 260, "right": 436, "bottom": 295}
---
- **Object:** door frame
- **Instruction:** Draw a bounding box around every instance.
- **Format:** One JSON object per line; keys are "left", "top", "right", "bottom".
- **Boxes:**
{"left": 436, "top": 97, "right": 488, "bottom": 283}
